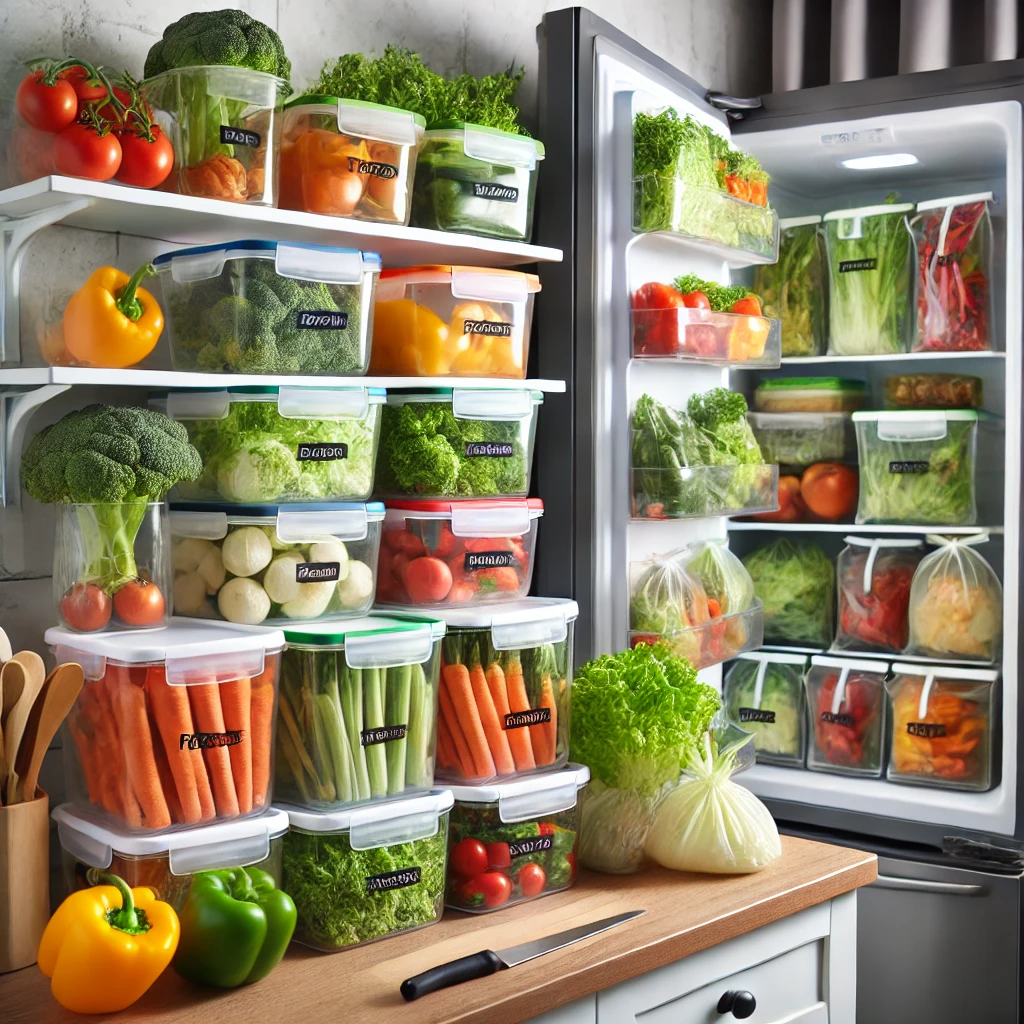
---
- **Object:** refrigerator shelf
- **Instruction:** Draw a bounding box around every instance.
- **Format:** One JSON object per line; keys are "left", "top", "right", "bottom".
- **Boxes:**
{"left": 762, "top": 351, "right": 1007, "bottom": 367}
{"left": 631, "top": 307, "right": 782, "bottom": 368}
{"left": 631, "top": 464, "right": 779, "bottom": 520}
{"left": 728, "top": 521, "right": 1003, "bottom": 536}
{"left": 629, "top": 600, "right": 764, "bottom": 670}
{"left": 826, "top": 648, "right": 998, "bottom": 669}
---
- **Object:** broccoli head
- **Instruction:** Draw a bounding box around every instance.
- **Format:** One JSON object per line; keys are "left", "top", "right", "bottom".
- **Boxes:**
{"left": 687, "top": 388, "right": 762, "bottom": 466}
{"left": 145, "top": 9, "right": 291, "bottom": 81}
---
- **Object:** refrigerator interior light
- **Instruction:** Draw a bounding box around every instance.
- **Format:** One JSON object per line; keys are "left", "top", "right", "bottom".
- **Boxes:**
{"left": 841, "top": 152, "right": 920, "bottom": 169}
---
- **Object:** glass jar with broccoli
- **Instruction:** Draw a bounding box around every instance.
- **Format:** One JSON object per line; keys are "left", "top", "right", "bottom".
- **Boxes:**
{"left": 154, "top": 241, "right": 380, "bottom": 376}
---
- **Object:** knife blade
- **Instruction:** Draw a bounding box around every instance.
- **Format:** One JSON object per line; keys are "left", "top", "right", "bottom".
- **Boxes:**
{"left": 400, "top": 909, "right": 645, "bottom": 1002}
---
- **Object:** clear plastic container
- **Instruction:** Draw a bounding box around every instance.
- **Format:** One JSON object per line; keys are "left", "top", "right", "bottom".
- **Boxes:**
{"left": 140, "top": 65, "right": 289, "bottom": 205}
{"left": 805, "top": 655, "right": 888, "bottom": 778}
{"left": 748, "top": 412, "right": 853, "bottom": 467}
{"left": 281, "top": 789, "right": 454, "bottom": 952}
{"left": 910, "top": 193, "right": 993, "bottom": 353}
{"left": 371, "top": 266, "right": 540, "bottom": 378}
{"left": 723, "top": 652, "right": 807, "bottom": 767}
{"left": 54, "top": 501, "right": 170, "bottom": 633}
{"left": 883, "top": 373, "right": 983, "bottom": 410}
{"left": 886, "top": 663, "right": 997, "bottom": 791}
{"left": 631, "top": 178, "right": 780, "bottom": 263}
{"left": 755, "top": 215, "right": 827, "bottom": 357}
{"left": 445, "top": 764, "right": 589, "bottom": 913}
{"left": 279, "top": 95, "right": 425, "bottom": 225}
{"left": 753, "top": 378, "right": 867, "bottom": 414}
{"left": 630, "top": 464, "right": 779, "bottom": 520}
{"left": 853, "top": 411, "right": 978, "bottom": 525}
{"left": 46, "top": 619, "right": 285, "bottom": 834}
{"left": 375, "top": 389, "right": 542, "bottom": 499}
{"left": 628, "top": 604, "right": 763, "bottom": 671}
{"left": 161, "top": 386, "right": 385, "bottom": 504}
{"left": 424, "top": 598, "right": 578, "bottom": 785}
{"left": 411, "top": 121, "right": 544, "bottom": 242}
{"left": 274, "top": 615, "right": 445, "bottom": 812}
{"left": 153, "top": 240, "right": 381, "bottom": 376}
{"left": 376, "top": 499, "right": 542, "bottom": 607}
{"left": 53, "top": 804, "right": 288, "bottom": 911}
{"left": 169, "top": 502, "right": 385, "bottom": 624}
{"left": 823, "top": 202, "right": 914, "bottom": 356}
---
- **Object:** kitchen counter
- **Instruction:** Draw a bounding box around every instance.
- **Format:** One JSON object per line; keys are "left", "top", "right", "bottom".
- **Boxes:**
{"left": 4, "top": 835, "right": 876, "bottom": 1024}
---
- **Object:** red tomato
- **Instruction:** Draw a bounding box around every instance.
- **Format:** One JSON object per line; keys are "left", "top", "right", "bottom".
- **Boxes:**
{"left": 383, "top": 528, "right": 425, "bottom": 558}
{"left": 405, "top": 556, "right": 453, "bottom": 603}
{"left": 800, "top": 463, "right": 859, "bottom": 521}
{"left": 730, "top": 295, "right": 763, "bottom": 317}
{"left": 753, "top": 474, "right": 806, "bottom": 523}
{"left": 632, "top": 281, "right": 685, "bottom": 356}
{"left": 517, "top": 862, "right": 547, "bottom": 898}
{"left": 16, "top": 69, "right": 78, "bottom": 132}
{"left": 60, "top": 583, "right": 112, "bottom": 632}
{"left": 464, "top": 537, "right": 514, "bottom": 553}
{"left": 486, "top": 842, "right": 511, "bottom": 870}
{"left": 94, "top": 86, "right": 134, "bottom": 125}
{"left": 60, "top": 65, "right": 109, "bottom": 104}
{"left": 450, "top": 838, "right": 488, "bottom": 879}
{"left": 53, "top": 122, "right": 122, "bottom": 180}
{"left": 115, "top": 128, "right": 174, "bottom": 188}
{"left": 566, "top": 851, "right": 577, "bottom": 878}
{"left": 430, "top": 526, "right": 454, "bottom": 559}
{"left": 113, "top": 578, "right": 165, "bottom": 626}
{"left": 461, "top": 872, "right": 513, "bottom": 908}
{"left": 681, "top": 290, "right": 711, "bottom": 310}
{"left": 476, "top": 566, "right": 521, "bottom": 593}
{"left": 447, "top": 582, "right": 477, "bottom": 603}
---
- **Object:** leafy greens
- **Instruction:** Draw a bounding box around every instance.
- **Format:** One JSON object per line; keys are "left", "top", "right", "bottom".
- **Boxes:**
{"left": 755, "top": 220, "right": 826, "bottom": 356}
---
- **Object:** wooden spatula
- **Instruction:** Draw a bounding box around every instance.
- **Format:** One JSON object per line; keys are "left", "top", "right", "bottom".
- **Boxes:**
{"left": 4, "top": 653, "right": 46, "bottom": 804}
{"left": 14, "top": 663, "right": 84, "bottom": 803}
{"left": 0, "top": 656, "right": 24, "bottom": 730}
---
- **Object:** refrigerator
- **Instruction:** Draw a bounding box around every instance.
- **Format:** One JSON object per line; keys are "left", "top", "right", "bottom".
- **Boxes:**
{"left": 533, "top": 8, "right": 1024, "bottom": 1022}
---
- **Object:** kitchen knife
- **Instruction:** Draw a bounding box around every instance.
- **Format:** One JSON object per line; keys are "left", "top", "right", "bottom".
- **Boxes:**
{"left": 400, "top": 909, "right": 645, "bottom": 1001}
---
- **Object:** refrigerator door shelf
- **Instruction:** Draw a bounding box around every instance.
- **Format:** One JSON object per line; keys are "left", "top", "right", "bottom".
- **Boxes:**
{"left": 631, "top": 306, "right": 782, "bottom": 368}
{"left": 630, "top": 464, "right": 779, "bottom": 520}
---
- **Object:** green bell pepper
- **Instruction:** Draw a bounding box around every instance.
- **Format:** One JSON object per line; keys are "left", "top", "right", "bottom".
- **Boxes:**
{"left": 172, "top": 867, "right": 296, "bottom": 988}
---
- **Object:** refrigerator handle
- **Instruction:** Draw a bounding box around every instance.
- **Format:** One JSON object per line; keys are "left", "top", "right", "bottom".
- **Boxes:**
{"left": 872, "top": 875, "right": 986, "bottom": 897}
{"left": 705, "top": 91, "right": 763, "bottom": 117}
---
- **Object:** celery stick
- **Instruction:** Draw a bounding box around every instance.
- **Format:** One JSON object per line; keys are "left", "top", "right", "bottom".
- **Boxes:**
{"left": 310, "top": 700, "right": 337, "bottom": 803}
{"left": 385, "top": 665, "right": 412, "bottom": 794}
{"left": 363, "top": 667, "right": 388, "bottom": 797}
{"left": 406, "top": 663, "right": 433, "bottom": 788}
{"left": 341, "top": 663, "right": 370, "bottom": 800}
{"left": 321, "top": 653, "right": 353, "bottom": 802}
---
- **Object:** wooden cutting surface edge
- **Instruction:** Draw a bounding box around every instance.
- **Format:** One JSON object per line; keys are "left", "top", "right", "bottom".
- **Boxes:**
{"left": 2, "top": 835, "right": 876, "bottom": 1023}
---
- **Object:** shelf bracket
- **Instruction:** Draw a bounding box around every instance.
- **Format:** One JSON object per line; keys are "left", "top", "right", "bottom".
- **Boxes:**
{"left": 0, "top": 198, "right": 93, "bottom": 364}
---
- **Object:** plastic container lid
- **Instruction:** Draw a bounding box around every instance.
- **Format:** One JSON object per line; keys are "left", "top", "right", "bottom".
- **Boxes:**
{"left": 853, "top": 409, "right": 978, "bottom": 421}
{"left": 153, "top": 239, "right": 382, "bottom": 285}
{"left": 386, "top": 389, "right": 542, "bottom": 420}
{"left": 424, "top": 120, "right": 545, "bottom": 165}
{"left": 853, "top": 409, "right": 977, "bottom": 442}
{"left": 810, "top": 654, "right": 889, "bottom": 675}
{"left": 283, "top": 94, "right": 426, "bottom": 145}
{"left": 281, "top": 614, "right": 446, "bottom": 667}
{"left": 758, "top": 378, "right": 866, "bottom": 393}
{"left": 915, "top": 191, "right": 994, "bottom": 213}
{"left": 386, "top": 498, "right": 542, "bottom": 538}
{"left": 425, "top": 597, "right": 580, "bottom": 650}
{"left": 53, "top": 804, "right": 289, "bottom": 874}
{"left": 377, "top": 266, "right": 541, "bottom": 302}
{"left": 164, "top": 386, "right": 386, "bottom": 422}
{"left": 281, "top": 789, "right": 454, "bottom": 849}
{"left": 45, "top": 619, "right": 285, "bottom": 684}
{"left": 446, "top": 764, "right": 590, "bottom": 822}
{"left": 780, "top": 215, "right": 822, "bottom": 229}
{"left": 171, "top": 502, "right": 385, "bottom": 542}
{"left": 734, "top": 650, "right": 808, "bottom": 666}
{"left": 890, "top": 662, "right": 999, "bottom": 683}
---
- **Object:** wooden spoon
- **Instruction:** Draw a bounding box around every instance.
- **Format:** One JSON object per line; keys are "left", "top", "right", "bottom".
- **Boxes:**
{"left": 4, "top": 653, "right": 46, "bottom": 803}
{"left": 14, "top": 663, "right": 85, "bottom": 803}
{"left": 0, "top": 656, "right": 24, "bottom": 730}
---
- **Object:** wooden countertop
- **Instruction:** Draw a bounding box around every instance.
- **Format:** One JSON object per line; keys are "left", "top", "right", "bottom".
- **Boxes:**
{"left": 4, "top": 836, "right": 875, "bottom": 1024}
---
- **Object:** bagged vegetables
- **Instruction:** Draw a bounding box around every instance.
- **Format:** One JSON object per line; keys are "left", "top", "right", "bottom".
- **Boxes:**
{"left": 570, "top": 643, "right": 720, "bottom": 874}
{"left": 835, "top": 537, "right": 924, "bottom": 654}
{"left": 743, "top": 539, "right": 835, "bottom": 647}
{"left": 910, "top": 193, "right": 992, "bottom": 352}
{"left": 724, "top": 653, "right": 806, "bottom": 765}
{"left": 908, "top": 535, "right": 1001, "bottom": 662}
{"left": 629, "top": 552, "right": 710, "bottom": 666}
{"left": 824, "top": 199, "right": 913, "bottom": 355}
{"left": 645, "top": 735, "right": 781, "bottom": 874}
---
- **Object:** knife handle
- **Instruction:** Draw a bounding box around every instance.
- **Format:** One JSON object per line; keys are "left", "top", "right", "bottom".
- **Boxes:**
{"left": 401, "top": 949, "right": 505, "bottom": 1001}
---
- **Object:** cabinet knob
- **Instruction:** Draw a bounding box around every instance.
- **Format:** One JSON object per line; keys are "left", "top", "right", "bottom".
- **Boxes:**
{"left": 717, "top": 989, "right": 757, "bottom": 1019}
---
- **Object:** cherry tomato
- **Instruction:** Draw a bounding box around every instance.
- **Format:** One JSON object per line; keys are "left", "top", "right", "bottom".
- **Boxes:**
{"left": 53, "top": 122, "right": 122, "bottom": 180}
{"left": 60, "top": 65, "right": 109, "bottom": 104}
{"left": 486, "top": 842, "right": 511, "bottom": 870}
{"left": 730, "top": 295, "right": 763, "bottom": 317}
{"left": 566, "top": 851, "right": 577, "bottom": 878}
{"left": 60, "top": 583, "right": 111, "bottom": 632}
{"left": 16, "top": 70, "right": 78, "bottom": 133}
{"left": 681, "top": 290, "right": 711, "bottom": 310}
{"left": 450, "top": 838, "right": 488, "bottom": 879}
{"left": 461, "top": 872, "right": 513, "bottom": 908}
{"left": 116, "top": 128, "right": 174, "bottom": 189}
{"left": 517, "top": 862, "right": 547, "bottom": 898}
{"left": 113, "top": 578, "right": 165, "bottom": 626}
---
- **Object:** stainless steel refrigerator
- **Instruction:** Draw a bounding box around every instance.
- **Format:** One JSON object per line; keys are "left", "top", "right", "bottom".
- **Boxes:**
{"left": 533, "top": 8, "right": 1024, "bottom": 1021}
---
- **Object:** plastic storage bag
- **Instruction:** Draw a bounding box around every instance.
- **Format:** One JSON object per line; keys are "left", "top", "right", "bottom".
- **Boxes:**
{"left": 835, "top": 537, "right": 924, "bottom": 654}
{"left": 724, "top": 653, "right": 806, "bottom": 766}
{"left": 629, "top": 550, "right": 710, "bottom": 665}
{"left": 908, "top": 535, "right": 1001, "bottom": 662}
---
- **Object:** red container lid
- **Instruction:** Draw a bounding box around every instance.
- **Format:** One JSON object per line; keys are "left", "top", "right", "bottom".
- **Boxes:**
{"left": 385, "top": 498, "right": 543, "bottom": 514}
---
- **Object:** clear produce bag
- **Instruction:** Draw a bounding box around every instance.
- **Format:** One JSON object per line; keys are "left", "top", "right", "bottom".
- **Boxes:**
{"left": 910, "top": 193, "right": 993, "bottom": 353}
{"left": 835, "top": 537, "right": 924, "bottom": 655}
{"left": 629, "top": 550, "right": 710, "bottom": 665}
{"left": 907, "top": 534, "right": 1001, "bottom": 663}
{"left": 723, "top": 653, "right": 807, "bottom": 766}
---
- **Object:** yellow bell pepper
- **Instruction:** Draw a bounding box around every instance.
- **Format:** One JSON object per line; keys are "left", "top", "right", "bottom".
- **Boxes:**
{"left": 62, "top": 263, "right": 164, "bottom": 369}
{"left": 38, "top": 874, "right": 179, "bottom": 1014}
{"left": 371, "top": 299, "right": 451, "bottom": 375}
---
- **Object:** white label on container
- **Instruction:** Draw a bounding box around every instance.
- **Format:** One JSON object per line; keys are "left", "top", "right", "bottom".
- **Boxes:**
{"left": 465, "top": 442, "right": 513, "bottom": 458}
{"left": 366, "top": 866, "right": 420, "bottom": 892}
{"left": 509, "top": 836, "right": 553, "bottom": 858}
{"left": 297, "top": 443, "right": 348, "bottom": 461}
{"left": 472, "top": 182, "right": 519, "bottom": 202}
{"left": 347, "top": 156, "right": 398, "bottom": 178}
{"left": 839, "top": 258, "right": 877, "bottom": 273}
{"left": 296, "top": 561, "right": 341, "bottom": 583}
{"left": 465, "top": 551, "right": 517, "bottom": 571}
{"left": 296, "top": 310, "right": 349, "bottom": 330}
{"left": 361, "top": 724, "right": 408, "bottom": 746}
{"left": 505, "top": 708, "right": 550, "bottom": 730}
{"left": 220, "top": 125, "right": 260, "bottom": 147}
{"left": 464, "top": 320, "right": 513, "bottom": 337}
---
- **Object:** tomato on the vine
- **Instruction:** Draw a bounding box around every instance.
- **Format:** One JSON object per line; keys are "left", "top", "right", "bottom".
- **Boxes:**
{"left": 60, "top": 65, "right": 108, "bottom": 104}
{"left": 116, "top": 127, "right": 173, "bottom": 188}
{"left": 450, "top": 838, "right": 488, "bottom": 879}
{"left": 95, "top": 86, "right": 134, "bottom": 125}
{"left": 16, "top": 70, "right": 78, "bottom": 133}
{"left": 53, "top": 121, "right": 122, "bottom": 180}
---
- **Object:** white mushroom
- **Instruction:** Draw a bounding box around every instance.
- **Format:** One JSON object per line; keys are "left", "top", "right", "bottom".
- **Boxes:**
{"left": 221, "top": 527, "right": 273, "bottom": 578}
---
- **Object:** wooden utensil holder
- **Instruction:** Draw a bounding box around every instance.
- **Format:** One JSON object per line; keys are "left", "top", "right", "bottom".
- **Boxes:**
{"left": 0, "top": 792, "right": 50, "bottom": 973}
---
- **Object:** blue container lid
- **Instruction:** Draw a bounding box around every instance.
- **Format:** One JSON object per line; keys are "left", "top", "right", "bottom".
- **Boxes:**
{"left": 154, "top": 239, "right": 383, "bottom": 270}
{"left": 170, "top": 501, "right": 385, "bottom": 517}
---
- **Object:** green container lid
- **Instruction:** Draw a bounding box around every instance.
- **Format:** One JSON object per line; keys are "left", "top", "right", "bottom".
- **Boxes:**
{"left": 757, "top": 378, "right": 866, "bottom": 393}
{"left": 425, "top": 119, "right": 545, "bottom": 157}
{"left": 283, "top": 93, "right": 427, "bottom": 126}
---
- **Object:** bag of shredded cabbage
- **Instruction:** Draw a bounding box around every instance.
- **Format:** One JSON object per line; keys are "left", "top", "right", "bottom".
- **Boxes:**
{"left": 629, "top": 549, "right": 710, "bottom": 665}
{"left": 907, "top": 534, "right": 1001, "bottom": 662}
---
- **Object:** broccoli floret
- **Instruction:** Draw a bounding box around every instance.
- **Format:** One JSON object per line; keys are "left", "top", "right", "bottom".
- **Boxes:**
{"left": 250, "top": 260, "right": 304, "bottom": 308}
{"left": 210, "top": 295, "right": 257, "bottom": 346}
{"left": 242, "top": 280, "right": 290, "bottom": 334}
{"left": 144, "top": 9, "right": 291, "bottom": 80}
{"left": 195, "top": 343, "right": 224, "bottom": 372}
{"left": 236, "top": 335, "right": 281, "bottom": 374}
{"left": 22, "top": 404, "right": 202, "bottom": 593}
{"left": 687, "top": 388, "right": 762, "bottom": 466}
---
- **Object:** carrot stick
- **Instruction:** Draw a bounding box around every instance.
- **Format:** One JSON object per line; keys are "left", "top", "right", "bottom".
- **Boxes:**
{"left": 438, "top": 677, "right": 476, "bottom": 779}
{"left": 486, "top": 661, "right": 535, "bottom": 772}
{"left": 144, "top": 667, "right": 203, "bottom": 824}
{"left": 108, "top": 664, "right": 170, "bottom": 829}
{"left": 220, "top": 677, "right": 253, "bottom": 814}
{"left": 442, "top": 661, "right": 495, "bottom": 780}
{"left": 468, "top": 646, "right": 514, "bottom": 776}
{"left": 151, "top": 720, "right": 184, "bottom": 825}
{"left": 436, "top": 717, "right": 457, "bottom": 771}
{"left": 189, "top": 682, "right": 239, "bottom": 817}
{"left": 503, "top": 653, "right": 540, "bottom": 767}
{"left": 250, "top": 657, "right": 277, "bottom": 810}
{"left": 538, "top": 675, "right": 558, "bottom": 766}
{"left": 89, "top": 675, "right": 126, "bottom": 817}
